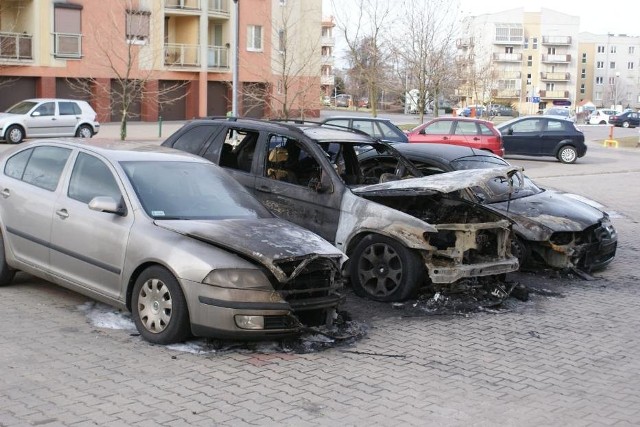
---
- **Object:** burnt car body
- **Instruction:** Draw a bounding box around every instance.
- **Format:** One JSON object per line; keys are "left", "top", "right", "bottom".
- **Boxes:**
{"left": 162, "top": 118, "right": 519, "bottom": 302}
{"left": 0, "top": 138, "right": 345, "bottom": 344}
{"left": 358, "top": 143, "right": 617, "bottom": 271}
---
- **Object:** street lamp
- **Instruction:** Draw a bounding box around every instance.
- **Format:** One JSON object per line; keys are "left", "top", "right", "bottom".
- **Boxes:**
{"left": 614, "top": 71, "right": 620, "bottom": 111}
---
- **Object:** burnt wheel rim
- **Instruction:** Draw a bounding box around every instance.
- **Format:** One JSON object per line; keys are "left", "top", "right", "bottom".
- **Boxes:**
{"left": 137, "top": 278, "right": 173, "bottom": 334}
{"left": 357, "top": 242, "right": 403, "bottom": 297}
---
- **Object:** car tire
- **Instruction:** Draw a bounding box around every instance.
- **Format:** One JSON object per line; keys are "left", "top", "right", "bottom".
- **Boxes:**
{"left": 6, "top": 125, "right": 24, "bottom": 144}
{"left": 349, "top": 234, "right": 423, "bottom": 302}
{"left": 0, "top": 233, "right": 16, "bottom": 287}
{"left": 132, "top": 266, "right": 191, "bottom": 344}
{"left": 76, "top": 124, "right": 93, "bottom": 138}
{"left": 510, "top": 236, "right": 530, "bottom": 269}
{"left": 599, "top": 121, "right": 606, "bottom": 125}
{"left": 623, "top": 121, "right": 630, "bottom": 128}
{"left": 557, "top": 146, "right": 578, "bottom": 164}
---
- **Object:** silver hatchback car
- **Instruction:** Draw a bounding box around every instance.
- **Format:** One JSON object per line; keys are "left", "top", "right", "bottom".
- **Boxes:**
{"left": 0, "top": 98, "right": 100, "bottom": 144}
{"left": 0, "top": 139, "right": 345, "bottom": 344}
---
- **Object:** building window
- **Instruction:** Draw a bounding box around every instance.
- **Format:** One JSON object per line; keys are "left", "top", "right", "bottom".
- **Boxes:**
{"left": 629, "top": 62, "right": 635, "bottom": 70}
{"left": 526, "top": 73, "right": 531, "bottom": 85}
{"left": 532, "top": 37, "right": 537, "bottom": 49}
{"left": 610, "top": 45, "right": 616, "bottom": 54}
{"left": 277, "top": 80, "right": 283, "bottom": 94}
{"left": 630, "top": 46, "right": 635, "bottom": 54}
{"left": 580, "top": 84, "right": 585, "bottom": 94}
{"left": 279, "top": 0, "right": 286, "bottom": 5}
{"left": 505, "top": 46, "right": 513, "bottom": 54}
{"left": 278, "top": 29, "right": 285, "bottom": 52}
{"left": 247, "top": 25, "right": 262, "bottom": 51}
{"left": 597, "top": 45, "right": 605, "bottom": 53}
{"left": 527, "top": 55, "right": 532, "bottom": 67}
{"left": 126, "top": 10, "right": 150, "bottom": 45}
{"left": 608, "top": 76, "right": 616, "bottom": 85}
{"left": 582, "top": 53, "right": 587, "bottom": 64}
{"left": 581, "top": 69, "right": 586, "bottom": 78}
{"left": 545, "top": 83, "right": 555, "bottom": 91}
{"left": 523, "top": 37, "right": 528, "bottom": 49}
{"left": 547, "top": 47, "right": 556, "bottom": 54}
{"left": 596, "top": 77, "right": 603, "bottom": 84}
{"left": 596, "top": 61, "right": 604, "bottom": 69}
{"left": 610, "top": 61, "right": 616, "bottom": 69}
{"left": 595, "top": 91, "right": 602, "bottom": 101}
{"left": 53, "top": 3, "right": 82, "bottom": 58}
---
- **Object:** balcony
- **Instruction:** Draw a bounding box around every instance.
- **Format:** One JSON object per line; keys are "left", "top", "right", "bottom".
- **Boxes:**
{"left": 541, "top": 54, "right": 571, "bottom": 63}
{"left": 493, "top": 53, "right": 522, "bottom": 62}
{"left": 321, "top": 36, "right": 335, "bottom": 47}
{"left": 542, "top": 36, "right": 571, "bottom": 46}
{"left": 502, "top": 71, "right": 521, "bottom": 79}
{"left": 53, "top": 33, "right": 82, "bottom": 59}
{"left": 207, "top": 45, "right": 229, "bottom": 69}
{"left": 491, "top": 89, "right": 521, "bottom": 98}
{"left": 321, "top": 75, "right": 335, "bottom": 86}
{"left": 456, "top": 37, "right": 474, "bottom": 48}
{"left": 165, "top": 0, "right": 201, "bottom": 12}
{"left": 540, "top": 72, "right": 570, "bottom": 81}
{"left": 165, "top": 43, "right": 200, "bottom": 67}
{"left": 208, "top": 0, "right": 230, "bottom": 17}
{"left": 321, "top": 55, "right": 333, "bottom": 66}
{"left": 0, "top": 32, "right": 33, "bottom": 61}
{"left": 539, "top": 90, "right": 570, "bottom": 99}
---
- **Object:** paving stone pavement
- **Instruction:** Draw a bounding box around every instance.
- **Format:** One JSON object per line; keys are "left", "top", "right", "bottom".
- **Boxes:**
{"left": 1, "top": 136, "right": 640, "bottom": 426}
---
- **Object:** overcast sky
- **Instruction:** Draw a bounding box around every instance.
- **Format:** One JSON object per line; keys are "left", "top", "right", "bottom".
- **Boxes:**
{"left": 324, "top": 1, "right": 639, "bottom": 38}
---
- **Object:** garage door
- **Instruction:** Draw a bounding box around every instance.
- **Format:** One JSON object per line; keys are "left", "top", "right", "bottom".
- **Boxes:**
{"left": 0, "top": 77, "right": 36, "bottom": 111}
{"left": 207, "top": 82, "right": 227, "bottom": 117}
{"left": 159, "top": 80, "right": 187, "bottom": 121}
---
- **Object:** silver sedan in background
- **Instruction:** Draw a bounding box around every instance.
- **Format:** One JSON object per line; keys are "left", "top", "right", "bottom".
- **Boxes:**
{"left": 0, "top": 139, "right": 345, "bottom": 344}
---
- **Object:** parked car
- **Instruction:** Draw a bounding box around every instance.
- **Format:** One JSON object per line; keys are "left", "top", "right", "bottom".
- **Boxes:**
{"left": 319, "top": 116, "right": 408, "bottom": 144}
{"left": 608, "top": 111, "right": 640, "bottom": 128}
{"left": 406, "top": 117, "right": 504, "bottom": 156}
{"left": 497, "top": 116, "right": 587, "bottom": 164}
{"left": 0, "top": 138, "right": 346, "bottom": 344}
{"left": 321, "top": 95, "right": 331, "bottom": 107}
{"left": 588, "top": 109, "right": 618, "bottom": 125}
{"left": 490, "top": 105, "right": 516, "bottom": 117}
{"left": 334, "top": 94, "right": 352, "bottom": 108}
{"left": 543, "top": 107, "right": 576, "bottom": 122}
{"left": 357, "top": 143, "right": 617, "bottom": 272}
{"left": 357, "top": 97, "right": 370, "bottom": 108}
{"left": 458, "top": 106, "right": 486, "bottom": 117}
{"left": 0, "top": 98, "right": 100, "bottom": 144}
{"left": 162, "top": 118, "right": 519, "bottom": 302}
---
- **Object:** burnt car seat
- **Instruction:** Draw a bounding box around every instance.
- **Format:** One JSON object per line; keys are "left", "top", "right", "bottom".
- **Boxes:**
{"left": 267, "top": 147, "right": 298, "bottom": 184}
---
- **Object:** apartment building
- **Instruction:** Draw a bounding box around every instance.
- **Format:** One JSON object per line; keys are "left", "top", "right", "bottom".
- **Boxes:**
{"left": 456, "top": 8, "right": 580, "bottom": 115}
{"left": 320, "top": 15, "right": 335, "bottom": 96}
{"left": 0, "top": 0, "right": 323, "bottom": 122}
{"left": 578, "top": 32, "right": 640, "bottom": 110}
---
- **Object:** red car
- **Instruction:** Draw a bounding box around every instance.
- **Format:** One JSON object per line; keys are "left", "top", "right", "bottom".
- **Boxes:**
{"left": 406, "top": 117, "right": 504, "bottom": 157}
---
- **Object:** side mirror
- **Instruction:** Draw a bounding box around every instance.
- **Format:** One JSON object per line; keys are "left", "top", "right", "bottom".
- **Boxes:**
{"left": 419, "top": 128, "right": 426, "bottom": 135}
{"left": 310, "top": 171, "right": 333, "bottom": 194}
{"left": 31, "top": 111, "right": 41, "bottom": 117}
{"left": 507, "top": 128, "right": 514, "bottom": 135}
{"left": 88, "top": 196, "right": 126, "bottom": 215}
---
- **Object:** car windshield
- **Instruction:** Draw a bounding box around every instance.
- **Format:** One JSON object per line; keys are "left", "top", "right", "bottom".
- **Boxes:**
{"left": 122, "top": 161, "right": 273, "bottom": 220}
{"left": 6, "top": 101, "right": 37, "bottom": 114}
{"left": 545, "top": 108, "right": 569, "bottom": 117}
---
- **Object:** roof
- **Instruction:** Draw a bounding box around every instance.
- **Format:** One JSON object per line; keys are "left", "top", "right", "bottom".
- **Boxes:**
{"left": 4, "top": 138, "right": 206, "bottom": 163}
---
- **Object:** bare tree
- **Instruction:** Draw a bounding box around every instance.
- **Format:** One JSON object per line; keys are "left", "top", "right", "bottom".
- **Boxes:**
{"left": 0, "top": 1, "right": 31, "bottom": 91}
{"left": 67, "top": 1, "right": 187, "bottom": 140}
{"left": 333, "top": 0, "right": 392, "bottom": 117}
{"left": 392, "top": 0, "right": 457, "bottom": 121}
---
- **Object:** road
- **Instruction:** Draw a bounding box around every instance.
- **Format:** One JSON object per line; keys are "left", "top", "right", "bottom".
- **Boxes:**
{"left": 1, "top": 118, "right": 640, "bottom": 426}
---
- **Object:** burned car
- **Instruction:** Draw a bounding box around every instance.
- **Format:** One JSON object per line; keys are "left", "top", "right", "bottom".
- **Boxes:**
{"left": 358, "top": 143, "right": 617, "bottom": 272}
{"left": 0, "top": 139, "right": 345, "bottom": 344}
{"left": 162, "top": 118, "right": 519, "bottom": 302}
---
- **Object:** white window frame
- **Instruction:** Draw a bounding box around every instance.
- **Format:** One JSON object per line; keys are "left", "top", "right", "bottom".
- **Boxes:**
{"left": 247, "top": 25, "right": 262, "bottom": 52}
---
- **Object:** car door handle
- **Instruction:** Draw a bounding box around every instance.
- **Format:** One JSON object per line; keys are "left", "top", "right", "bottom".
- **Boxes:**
{"left": 442, "top": 136, "right": 449, "bottom": 140}
{"left": 256, "top": 185, "right": 272, "bottom": 193}
{"left": 51, "top": 117, "right": 57, "bottom": 121}
{"left": 55, "top": 209, "right": 69, "bottom": 219}
{"left": 1, "top": 188, "right": 10, "bottom": 198}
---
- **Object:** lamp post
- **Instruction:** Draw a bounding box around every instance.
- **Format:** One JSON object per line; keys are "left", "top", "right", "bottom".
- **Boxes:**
{"left": 232, "top": 0, "right": 239, "bottom": 117}
{"left": 614, "top": 71, "right": 620, "bottom": 111}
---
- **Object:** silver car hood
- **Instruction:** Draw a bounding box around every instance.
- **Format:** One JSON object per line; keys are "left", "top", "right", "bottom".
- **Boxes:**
{"left": 155, "top": 217, "right": 344, "bottom": 282}
{"left": 352, "top": 166, "right": 521, "bottom": 196}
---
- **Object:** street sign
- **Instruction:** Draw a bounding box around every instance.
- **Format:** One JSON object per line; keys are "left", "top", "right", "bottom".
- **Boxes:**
{"left": 532, "top": 96, "right": 540, "bottom": 103}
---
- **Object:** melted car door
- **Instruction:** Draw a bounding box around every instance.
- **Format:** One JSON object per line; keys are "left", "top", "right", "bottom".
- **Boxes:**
{"left": 252, "top": 135, "right": 341, "bottom": 242}
{"left": 49, "top": 152, "right": 133, "bottom": 300}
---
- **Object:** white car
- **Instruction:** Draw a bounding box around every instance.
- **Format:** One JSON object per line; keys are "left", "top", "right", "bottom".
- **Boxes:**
{"left": 588, "top": 109, "right": 618, "bottom": 125}
{"left": 0, "top": 98, "right": 100, "bottom": 144}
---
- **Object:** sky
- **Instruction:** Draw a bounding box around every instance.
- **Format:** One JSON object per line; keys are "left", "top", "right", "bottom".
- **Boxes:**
{"left": 323, "top": 0, "right": 640, "bottom": 38}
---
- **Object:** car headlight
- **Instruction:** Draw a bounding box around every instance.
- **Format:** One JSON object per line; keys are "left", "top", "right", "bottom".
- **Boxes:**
{"left": 203, "top": 268, "right": 272, "bottom": 290}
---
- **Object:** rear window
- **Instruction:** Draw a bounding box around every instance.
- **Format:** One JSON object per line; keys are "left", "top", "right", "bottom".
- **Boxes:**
{"left": 479, "top": 123, "right": 496, "bottom": 136}
{"left": 59, "top": 102, "right": 82, "bottom": 115}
